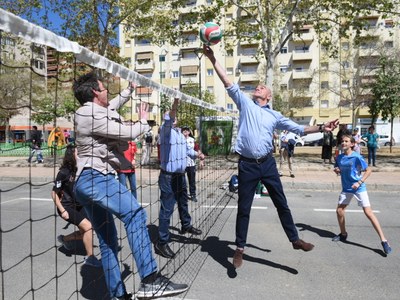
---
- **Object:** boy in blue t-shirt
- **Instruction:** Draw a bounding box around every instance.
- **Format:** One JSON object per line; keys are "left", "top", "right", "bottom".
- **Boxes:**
{"left": 332, "top": 134, "right": 392, "bottom": 254}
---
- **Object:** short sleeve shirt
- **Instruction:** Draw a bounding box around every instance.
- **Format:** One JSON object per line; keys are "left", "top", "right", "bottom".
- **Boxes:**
{"left": 335, "top": 152, "right": 368, "bottom": 193}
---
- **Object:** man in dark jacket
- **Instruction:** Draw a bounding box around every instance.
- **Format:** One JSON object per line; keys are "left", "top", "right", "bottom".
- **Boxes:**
{"left": 27, "top": 126, "right": 43, "bottom": 163}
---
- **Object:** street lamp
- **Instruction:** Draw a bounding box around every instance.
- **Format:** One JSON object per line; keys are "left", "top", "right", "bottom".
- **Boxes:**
{"left": 194, "top": 48, "right": 203, "bottom": 100}
{"left": 159, "top": 47, "right": 168, "bottom": 124}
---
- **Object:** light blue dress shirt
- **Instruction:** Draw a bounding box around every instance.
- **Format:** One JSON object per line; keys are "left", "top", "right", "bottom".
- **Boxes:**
{"left": 159, "top": 113, "right": 197, "bottom": 173}
{"left": 227, "top": 83, "right": 305, "bottom": 159}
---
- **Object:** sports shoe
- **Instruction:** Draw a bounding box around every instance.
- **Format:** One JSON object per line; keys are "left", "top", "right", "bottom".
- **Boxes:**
{"left": 57, "top": 235, "right": 72, "bottom": 250}
{"left": 292, "top": 239, "right": 315, "bottom": 251}
{"left": 233, "top": 248, "right": 244, "bottom": 268}
{"left": 83, "top": 255, "right": 102, "bottom": 268}
{"left": 136, "top": 275, "right": 188, "bottom": 299}
{"left": 381, "top": 241, "right": 392, "bottom": 254}
{"left": 332, "top": 233, "right": 347, "bottom": 242}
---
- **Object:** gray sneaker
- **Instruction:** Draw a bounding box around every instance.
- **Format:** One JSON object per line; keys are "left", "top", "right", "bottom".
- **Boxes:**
{"left": 136, "top": 275, "right": 188, "bottom": 299}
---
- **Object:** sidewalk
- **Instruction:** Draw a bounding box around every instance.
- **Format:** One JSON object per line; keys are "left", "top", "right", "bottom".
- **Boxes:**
{"left": 1, "top": 153, "right": 399, "bottom": 191}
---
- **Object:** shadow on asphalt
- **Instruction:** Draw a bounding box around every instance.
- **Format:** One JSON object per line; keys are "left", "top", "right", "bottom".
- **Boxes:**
{"left": 295, "top": 223, "right": 386, "bottom": 257}
{"left": 295, "top": 223, "right": 336, "bottom": 239}
{"left": 200, "top": 236, "right": 298, "bottom": 278}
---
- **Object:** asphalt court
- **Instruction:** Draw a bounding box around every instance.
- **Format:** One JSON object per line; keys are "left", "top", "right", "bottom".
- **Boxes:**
{"left": 1, "top": 183, "right": 399, "bottom": 299}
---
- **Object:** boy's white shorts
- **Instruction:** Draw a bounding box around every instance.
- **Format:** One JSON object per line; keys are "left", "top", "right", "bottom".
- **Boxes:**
{"left": 338, "top": 191, "right": 370, "bottom": 208}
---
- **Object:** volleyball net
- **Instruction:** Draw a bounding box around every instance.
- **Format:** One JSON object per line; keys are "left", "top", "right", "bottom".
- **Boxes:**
{"left": 0, "top": 8, "right": 238, "bottom": 299}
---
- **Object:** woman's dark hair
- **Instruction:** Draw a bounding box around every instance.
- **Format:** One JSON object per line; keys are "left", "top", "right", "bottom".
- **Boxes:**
{"left": 73, "top": 71, "right": 101, "bottom": 105}
{"left": 61, "top": 144, "right": 77, "bottom": 173}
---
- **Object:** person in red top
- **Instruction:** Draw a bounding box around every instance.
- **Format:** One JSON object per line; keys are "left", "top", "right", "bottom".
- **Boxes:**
{"left": 118, "top": 141, "right": 138, "bottom": 199}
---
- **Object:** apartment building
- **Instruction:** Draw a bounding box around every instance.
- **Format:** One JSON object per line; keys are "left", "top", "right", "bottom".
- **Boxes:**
{"left": 0, "top": 34, "right": 73, "bottom": 142}
{"left": 119, "top": 1, "right": 399, "bottom": 138}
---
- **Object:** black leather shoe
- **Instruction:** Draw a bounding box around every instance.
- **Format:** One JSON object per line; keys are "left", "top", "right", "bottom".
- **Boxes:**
{"left": 181, "top": 226, "right": 202, "bottom": 235}
{"left": 155, "top": 242, "right": 175, "bottom": 259}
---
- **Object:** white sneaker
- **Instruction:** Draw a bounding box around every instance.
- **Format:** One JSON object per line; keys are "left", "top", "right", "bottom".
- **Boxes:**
{"left": 83, "top": 255, "right": 102, "bottom": 268}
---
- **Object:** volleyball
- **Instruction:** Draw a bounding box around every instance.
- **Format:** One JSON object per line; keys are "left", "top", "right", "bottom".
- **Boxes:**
{"left": 199, "top": 22, "right": 222, "bottom": 46}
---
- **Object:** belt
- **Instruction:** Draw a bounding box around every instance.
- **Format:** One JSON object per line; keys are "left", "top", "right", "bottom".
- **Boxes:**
{"left": 160, "top": 169, "right": 185, "bottom": 176}
{"left": 239, "top": 153, "right": 272, "bottom": 164}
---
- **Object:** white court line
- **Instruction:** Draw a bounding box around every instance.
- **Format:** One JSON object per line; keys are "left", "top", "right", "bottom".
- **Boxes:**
{"left": 314, "top": 208, "right": 380, "bottom": 213}
{"left": 1, "top": 197, "right": 53, "bottom": 205}
{"left": 202, "top": 205, "right": 267, "bottom": 210}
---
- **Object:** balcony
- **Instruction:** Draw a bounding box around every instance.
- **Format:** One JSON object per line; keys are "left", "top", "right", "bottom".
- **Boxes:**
{"left": 240, "top": 72, "right": 259, "bottom": 82}
{"left": 292, "top": 69, "right": 312, "bottom": 79}
{"left": 240, "top": 55, "right": 258, "bottom": 64}
{"left": 292, "top": 50, "right": 313, "bottom": 61}
{"left": 135, "top": 60, "right": 155, "bottom": 71}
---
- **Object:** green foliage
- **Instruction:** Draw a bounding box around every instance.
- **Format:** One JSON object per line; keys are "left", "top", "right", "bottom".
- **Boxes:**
{"left": 371, "top": 56, "right": 400, "bottom": 122}
{"left": 178, "top": 82, "right": 217, "bottom": 132}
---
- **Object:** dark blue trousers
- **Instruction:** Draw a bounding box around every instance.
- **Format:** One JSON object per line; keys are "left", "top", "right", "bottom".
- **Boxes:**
{"left": 236, "top": 155, "right": 299, "bottom": 248}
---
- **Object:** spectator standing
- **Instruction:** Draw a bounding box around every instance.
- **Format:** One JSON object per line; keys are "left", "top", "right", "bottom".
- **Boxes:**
{"left": 73, "top": 72, "right": 188, "bottom": 299}
{"left": 63, "top": 129, "right": 71, "bottom": 144}
{"left": 203, "top": 44, "right": 339, "bottom": 269}
{"left": 52, "top": 144, "right": 101, "bottom": 267}
{"left": 182, "top": 126, "right": 202, "bottom": 202}
{"left": 141, "top": 131, "right": 153, "bottom": 166}
{"left": 118, "top": 140, "right": 138, "bottom": 199}
{"left": 321, "top": 131, "right": 334, "bottom": 164}
{"left": 27, "top": 125, "right": 43, "bottom": 163}
{"left": 336, "top": 124, "right": 348, "bottom": 155}
{"left": 156, "top": 99, "right": 204, "bottom": 259}
{"left": 279, "top": 130, "right": 296, "bottom": 178}
{"left": 362, "top": 126, "right": 379, "bottom": 166}
{"left": 332, "top": 134, "right": 391, "bottom": 254}
{"left": 352, "top": 128, "right": 361, "bottom": 154}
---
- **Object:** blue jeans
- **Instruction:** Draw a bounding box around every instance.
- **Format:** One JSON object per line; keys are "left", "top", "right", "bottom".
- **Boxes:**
{"left": 118, "top": 172, "right": 137, "bottom": 199}
{"left": 367, "top": 146, "right": 377, "bottom": 165}
{"left": 158, "top": 172, "right": 192, "bottom": 244}
{"left": 28, "top": 147, "right": 43, "bottom": 162}
{"left": 75, "top": 169, "right": 157, "bottom": 298}
{"left": 236, "top": 156, "right": 299, "bottom": 248}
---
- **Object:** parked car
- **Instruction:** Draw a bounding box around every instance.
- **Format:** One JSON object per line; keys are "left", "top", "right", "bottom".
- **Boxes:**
{"left": 294, "top": 134, "right": 305, "bottom": 147}
{"left": 302, "top": 132, "right": 323, "bottom": 146}
{"left": 360, "top": 135, "right": 395, "bottom": 147}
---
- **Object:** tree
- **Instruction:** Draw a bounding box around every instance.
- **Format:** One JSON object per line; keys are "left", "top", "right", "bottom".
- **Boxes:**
{"left": 120, "top": 0, "right": 396, "bottom": 97}
{"left": 0, "top": 62, "right": 43, "bottom": 143}
{"left": 371, "top": 56, "right": 400, "bottom": 153}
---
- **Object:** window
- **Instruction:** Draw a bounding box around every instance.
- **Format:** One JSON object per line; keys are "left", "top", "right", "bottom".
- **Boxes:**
{"left": 160, "top": 72, "right": 166, "bottom": 79}
{"left": 226, "top": 49, "right": 234, "bottom": 56}
{"left": 227, "top": 103, "right": 234, "bottom": 110}
{"left": 320, "top": 81, "right": 329, "bottom": 89}
{"left": 280, "top": 84, "right": 288, "bottom": 91}
{"left": 321, "top": 100, "right": 329, "bottom": 108}
{"left": 280, "top": 65, "right": 289, "bottom": 73}
{"left": 172, "top": 52, "right": 180, "bottom": 61}
{"left": 294, "top": 45, "right": 309, "bottom": 53}
{"left": 33, "top": 60, "right": 44, "bottom": 69}
{"left": 384, "top": 41, "right": 394, "bottom": 48}
{"left": 226, "top": 14, "right": 233, "bottom": 20}
{"left": 342, "top": 80, "right": 349, "bottom": 88}
{"left": 172, "top": 71, "right": 179, "bottom": 78}
{"left": 206, "top": 0, "right": 213, "bottom": 4}
{"left": 207, "top": 68, "right": 214, "bottom": 76}
{"left": 226, "top": 67, "right": 234, "bottom": 75}
{"left": 320, "top": 62, "right": 328, "bottom": 70}
{"left": 207, "top": 86, "right": 214, "bottom": 93}
{"left": 294, "top": 66, "right": 304, "bottom": 72}
{"left": 159, "top": 55, "right": 166, "bottom": 62}
{"left": 280, "top": 47, "right": 288, "bottom": 54}
{"left": 385, "top": 20, "right": 394, "bottom": 28}
{"left": 125, "top": 40, "right": 131, "bottom": 47}
{"left": 341, "top": 42, "right": 349, "bottom": 50}
{"left": 136, "top": 38, "right": 151, "bottom": 45}
{"left": 342, "top": 61, "right": 350, "bottom": 69}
